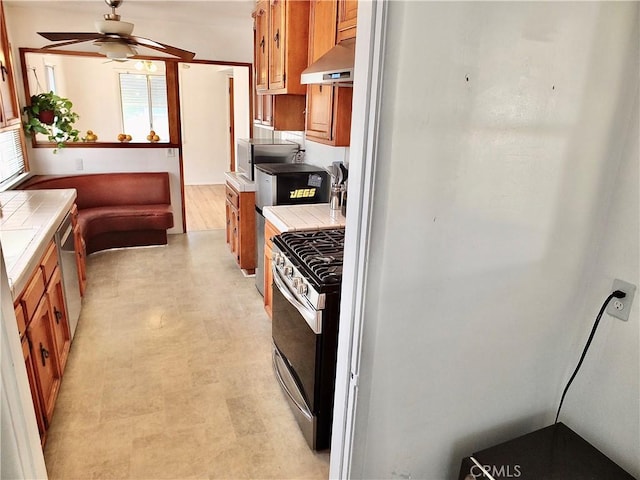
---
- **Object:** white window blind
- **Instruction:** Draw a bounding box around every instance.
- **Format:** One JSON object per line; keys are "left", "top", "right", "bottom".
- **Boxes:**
{"left": 119, "top": 73, "right": 169, "bottom": 142}
{"left": 0, "top": 129, "right": 26, "bottom": 188}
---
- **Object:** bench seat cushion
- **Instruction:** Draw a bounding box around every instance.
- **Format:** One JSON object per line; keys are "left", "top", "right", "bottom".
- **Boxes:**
{"left": 77, "top": 205, "right": 174, "bottom": 238}
{"left": 78, "top": 205, "right": 173, "bottom": 254}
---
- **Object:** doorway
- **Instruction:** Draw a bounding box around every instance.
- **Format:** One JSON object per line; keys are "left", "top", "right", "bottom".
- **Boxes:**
{"left": 178, "top": 62, "right": 250, "bottom": 231}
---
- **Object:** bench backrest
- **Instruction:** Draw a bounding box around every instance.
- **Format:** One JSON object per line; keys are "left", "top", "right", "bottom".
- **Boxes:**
{"left": 21, "top": 173, "right": 171, "bottom": 209}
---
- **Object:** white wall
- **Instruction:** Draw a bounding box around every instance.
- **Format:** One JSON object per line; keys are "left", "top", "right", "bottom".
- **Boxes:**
{"left": 180, "top": 64, "right": 230, "bottom": 185}
{"left": 27, "top": 147, "right": 184, "bottom": 234}
{"left": 348, "top": 2, "right": 639, "bottom": 479}
{"left": 232, "top": 65, "right": 250, "bottom": 171}
{"left": 561, "top": 80, "right": 639, "bottom": 472}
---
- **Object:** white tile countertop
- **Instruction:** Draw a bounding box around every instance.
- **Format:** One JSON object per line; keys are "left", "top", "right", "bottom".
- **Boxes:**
{"left": 263, "top": 203, "right": 346, "bottom": 233}
{"left": 0, "top": 189, "right": 77, "bottom": 298}
{"left": 224, "top": 172, "right": 255, "bottom": 192}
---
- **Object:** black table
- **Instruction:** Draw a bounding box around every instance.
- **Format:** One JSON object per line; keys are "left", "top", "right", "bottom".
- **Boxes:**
{"left": 458, "top": 422, "right": 635, "bottom": 479}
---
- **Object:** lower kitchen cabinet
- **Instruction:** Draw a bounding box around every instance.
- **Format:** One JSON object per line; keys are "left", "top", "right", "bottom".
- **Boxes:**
{"left": 14, "top": 238, "right": 71, "bottom": 445}
{"left": 225, "top": 183, "right": 256, "bottom": 273}
{"left": 47, "top": 267, "right": 70, "bottom": 373}
{"left": 263, "top": 219, "right": 282, "bottom": 319}
{"left": 21, "top": 326, "right": 46, "bottom": 443}
{"left": 26, "top": 294, "right": 62, "bottom": 427}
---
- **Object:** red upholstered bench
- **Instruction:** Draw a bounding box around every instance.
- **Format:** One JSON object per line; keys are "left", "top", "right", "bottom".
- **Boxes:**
{"left": 20, "top": 173, "right": 174, "bottom": 255}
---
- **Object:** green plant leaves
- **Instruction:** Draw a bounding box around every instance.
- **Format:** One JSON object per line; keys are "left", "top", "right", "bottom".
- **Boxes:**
{"left": 22, "top": 92, "right": 80, "bottom": 152}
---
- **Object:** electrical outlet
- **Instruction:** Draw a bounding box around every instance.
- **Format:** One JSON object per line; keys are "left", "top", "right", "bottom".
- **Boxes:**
{"left": 606, "top": 279, "right": 636, "bottom": 321}
{"left": 166, "top": 148, "right": 175, "bottom": 157}
{"left": 75, "top": 158, "right": 83, "bottom": 171}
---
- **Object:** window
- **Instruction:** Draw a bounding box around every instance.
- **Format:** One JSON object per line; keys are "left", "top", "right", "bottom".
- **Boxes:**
{"left": 0, "top": 129, "right": 26, "bottom": 189}
{"left": 45, "top": 64, "right": 57, "bottom": 93}
{"left": 119, "top": 73, "right": 169, "bottom": 142}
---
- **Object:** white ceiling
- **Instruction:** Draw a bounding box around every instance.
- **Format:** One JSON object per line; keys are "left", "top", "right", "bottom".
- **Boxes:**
{"left": 4, "top": 0, "right": 255, "bottom": 26}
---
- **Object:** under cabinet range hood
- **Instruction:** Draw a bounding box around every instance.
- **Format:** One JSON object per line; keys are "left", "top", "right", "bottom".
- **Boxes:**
{"left": 301, "top": 38, "right": 355, "bottom": 86}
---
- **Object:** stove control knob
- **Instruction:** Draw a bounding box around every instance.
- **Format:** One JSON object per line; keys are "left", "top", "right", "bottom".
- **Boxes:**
{"left": 283, "top": 266, "right": 293, "bottom": 277}
{"left": 272, "top": 252, "right": 280, "bottom": 264}
{"left": 292, "top": 277, "right": 301, "bottom": 288}
{"left": 277, "top": 256, "right": 286, "bottom": 267}
{"left": 297, "top": 283, "right": 308, "bottom": 296}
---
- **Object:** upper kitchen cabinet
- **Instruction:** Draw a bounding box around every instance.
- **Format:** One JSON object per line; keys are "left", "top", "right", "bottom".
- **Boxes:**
{"left": 0, "top": 0, "right": 20, "bottom": 128}
{"left": 254, "top": 93, "right": 306, "bottom": 131}
{"left": 305, "top": 0, "right": 354, "bottom": 146}
{"left": 337, "top": 0, "right": 357, "bottom": 42}
{"left": 254, "top": 0, "right": 269, "bottom": 91}
{"left": 254, "top": 0, "right": 310, "bottom": 95}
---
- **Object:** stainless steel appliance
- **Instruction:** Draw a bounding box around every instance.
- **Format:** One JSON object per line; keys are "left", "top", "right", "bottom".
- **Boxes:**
{"left": 236, "top": 138, "right": 300, "bottom": 181}
{"left": 271, "top": 228, "right": 345, "bottom": 450}
{"left": 54, "top": 213, "right": 81, "bottom": 338}
{"left": 254, "top": 163, "right": 329, "bottom": 295}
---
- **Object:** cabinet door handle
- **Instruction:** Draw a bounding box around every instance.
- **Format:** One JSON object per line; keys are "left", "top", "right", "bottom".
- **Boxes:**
{"left": 54, "top": 307, "right": 63, "bottom": 324}
{"left": 40, "top": 343, "right": 50, "bottom": 367}
{"left": 260, "top": 36, "right": 265, "bottom": 53}
{"left": 0, "top": 62, "right": 6, "bottom": 82}
{"left": 274, "top": 29, "right": 280, "bottom": 49}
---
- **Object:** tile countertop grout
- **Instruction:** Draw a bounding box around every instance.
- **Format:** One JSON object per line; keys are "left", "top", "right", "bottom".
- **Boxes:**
{"left": 224, "top": 172, "right": 255, "bottom": 192}
{"left": 0, "top": 189, "right": 77, "bottom": 298}
{"left": 263, "top": 204, "right": 346, "bottom": 233}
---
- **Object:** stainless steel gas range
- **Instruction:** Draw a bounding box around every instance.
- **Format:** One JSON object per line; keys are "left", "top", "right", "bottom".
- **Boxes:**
{"left": 270, "top": 228, "right": 345, "bottom": 450}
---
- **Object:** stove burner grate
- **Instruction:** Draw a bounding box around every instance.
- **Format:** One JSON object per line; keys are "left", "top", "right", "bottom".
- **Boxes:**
{"left": 277, "top": 229, "right": 345, "bottom": 286}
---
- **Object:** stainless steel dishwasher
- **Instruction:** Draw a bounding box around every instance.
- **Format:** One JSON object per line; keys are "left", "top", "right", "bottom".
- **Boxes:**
{"left": 55, "top": 213, "right": 81, "bottom": 339}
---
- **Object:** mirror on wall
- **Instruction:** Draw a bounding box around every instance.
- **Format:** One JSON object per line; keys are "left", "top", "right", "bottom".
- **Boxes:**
{"left": 23, "top": 51, "right": 170, "bottom": 144}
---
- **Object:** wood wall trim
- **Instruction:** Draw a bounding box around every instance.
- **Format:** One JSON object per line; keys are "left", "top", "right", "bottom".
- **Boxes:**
{"left": 31, "top": 142, "right": 180, "bottom": 149}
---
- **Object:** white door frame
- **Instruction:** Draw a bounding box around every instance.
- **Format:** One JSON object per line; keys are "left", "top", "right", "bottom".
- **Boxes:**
{"left": 329, "top": 1, "right": 388, "bottom": 478}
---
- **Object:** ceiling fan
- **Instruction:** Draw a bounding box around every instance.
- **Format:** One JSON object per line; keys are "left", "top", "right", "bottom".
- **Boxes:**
{"left": 38, "top": 0, "right": 196, "bottom": 61}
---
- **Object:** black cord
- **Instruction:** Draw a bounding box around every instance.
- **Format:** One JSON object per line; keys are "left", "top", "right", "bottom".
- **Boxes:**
{"left": 554, "top": 290, "right": 626, "bottom": 424}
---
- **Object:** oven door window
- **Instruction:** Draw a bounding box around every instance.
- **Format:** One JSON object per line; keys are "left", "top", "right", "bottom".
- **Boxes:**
{"left": 272, "top": 280, "right": 321, "bottom": 413}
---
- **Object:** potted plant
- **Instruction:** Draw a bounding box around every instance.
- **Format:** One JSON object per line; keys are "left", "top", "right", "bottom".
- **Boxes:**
{"left": 23, "top": 91, "right": 80, "bottom": 151}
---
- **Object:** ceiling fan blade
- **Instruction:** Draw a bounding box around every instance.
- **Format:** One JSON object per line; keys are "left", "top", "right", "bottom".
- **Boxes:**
{"left": 129, "top": 35, "right": 196, "bottom": 61}
{"left": 42, "top": 38, "right": 99, "bottom": 49}
{"left": 38, "top": 32, "right": 103, "bottom": 42}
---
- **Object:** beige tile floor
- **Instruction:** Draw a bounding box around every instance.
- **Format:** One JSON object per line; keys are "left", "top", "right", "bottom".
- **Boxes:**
{"left": 44, "top": 230, "right": 330, "bottom": 479}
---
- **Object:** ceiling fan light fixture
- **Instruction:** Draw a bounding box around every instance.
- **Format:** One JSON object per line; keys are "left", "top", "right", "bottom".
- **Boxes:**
{"left": 97, "top": 41, "right": 137, "bottom": 60}
{"left": 95, "top": 19, "right": 134, "bottom": 36}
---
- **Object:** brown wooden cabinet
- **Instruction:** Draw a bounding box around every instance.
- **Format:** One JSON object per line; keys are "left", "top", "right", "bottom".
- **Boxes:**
{"left": 26, "top": 295, "right": 62, "bottom": 426}
{"left": 252, "top": 0, "right": 308, "bottom": 131}
{"left": 0, "top": 0, "right": 20, "bottom": 128}
{"left": 225, "top": 183, "right": 256, "bottom": 273}
{"left": 305, "top": 0, "right": 354, "bottom": 146}
{"left": 337, "top": 0, "right": 358, "bottom": 42}
{"left": 254, "top": 93, "right": 306, "bottom": 131}
{"left": 263, "top": 219, "right": 282, "bottom": 319}
{"left": 253, "top": 0, "right": 310, "bottom": 95}
{"left": 254, "top": 0, "right": 269, "bottom": 91}
{"left": 21, "top": 334, "right": 46, "bottom": 443}
{"left": 14, "top": 238, "right": 72, "bottom": 444}
{"left": 47, "top": 267, "right": 70, "bottom": 373}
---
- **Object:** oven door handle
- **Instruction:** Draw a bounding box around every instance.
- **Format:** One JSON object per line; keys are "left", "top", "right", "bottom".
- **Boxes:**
{"left": 272, "top": 348, "right": 313, "bottom": 421}
{"left": 272, "top": 263, "right": 321, "bottom": 334}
